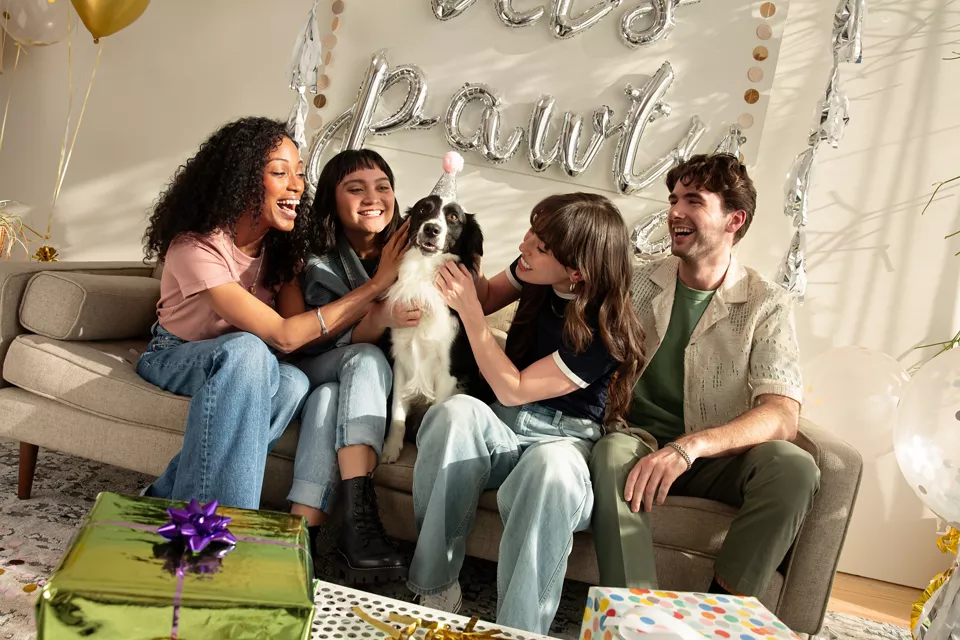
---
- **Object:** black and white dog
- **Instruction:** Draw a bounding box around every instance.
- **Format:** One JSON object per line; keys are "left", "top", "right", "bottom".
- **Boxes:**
{"left": 380, "top": 194, "right": 487, "bottom": 463}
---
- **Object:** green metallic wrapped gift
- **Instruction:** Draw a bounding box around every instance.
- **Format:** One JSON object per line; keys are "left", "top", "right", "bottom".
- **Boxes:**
{"left": 35, "top": 492, "right": 315, "bottom": 639}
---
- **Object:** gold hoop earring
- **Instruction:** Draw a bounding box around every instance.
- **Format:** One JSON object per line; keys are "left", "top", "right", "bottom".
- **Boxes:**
{"left": 569, "top": 281, "right": 576, "bottom": 293}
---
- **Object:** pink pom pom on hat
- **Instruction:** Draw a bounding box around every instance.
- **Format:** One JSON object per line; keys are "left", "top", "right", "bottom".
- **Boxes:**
{"left": 442, "top": 151, "right": 464, "bottom": 175}
{"left": 431, "top": 151, "right": 463, "bottom": 205}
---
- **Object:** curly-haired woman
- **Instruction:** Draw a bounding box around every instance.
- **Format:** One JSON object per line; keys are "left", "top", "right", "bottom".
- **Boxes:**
{"left": 138, "top": 117, "right": 406, "bottom": 513}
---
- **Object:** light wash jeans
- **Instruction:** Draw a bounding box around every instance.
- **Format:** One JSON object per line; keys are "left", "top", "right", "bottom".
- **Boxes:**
{"left": 136, "top": 323, "right": 310, "bottom": 510}
{"left": 287, "top": 343, "right": 392, "bottom": 513}
{"left": 408, "top": 394, "right": 601, "bottom": 636}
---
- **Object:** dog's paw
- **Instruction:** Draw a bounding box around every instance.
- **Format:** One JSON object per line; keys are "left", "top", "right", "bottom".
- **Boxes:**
{"left": 380, "top": 428, "right": 405, "bottom": 464}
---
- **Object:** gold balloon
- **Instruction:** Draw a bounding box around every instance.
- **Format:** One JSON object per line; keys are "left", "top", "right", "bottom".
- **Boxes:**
{"left": 70, "top": 0, "right": 150, "bottom": 42}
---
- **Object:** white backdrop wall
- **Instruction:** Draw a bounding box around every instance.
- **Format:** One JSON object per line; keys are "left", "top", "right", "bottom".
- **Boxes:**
{"left": 1, "top": 0, "right": 958, "bottom": 588}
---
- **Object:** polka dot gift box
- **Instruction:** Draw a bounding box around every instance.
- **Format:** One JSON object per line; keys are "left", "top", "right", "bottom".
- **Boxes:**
{"left": 580, "top": 587, "right": 800, "bottom": 640}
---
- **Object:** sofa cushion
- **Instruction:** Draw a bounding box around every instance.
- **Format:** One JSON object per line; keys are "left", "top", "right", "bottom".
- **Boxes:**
{"left": 19, "top": 272, "right": 159, "bottom": 341}
{"left": 2, "top": 333, "right": 303, "bottom": 461}
{"left": 373, "top": 441, "right": 739, "bottom": 557}
{"left": 3, "top": 334, "right": 188, "bottom": 431}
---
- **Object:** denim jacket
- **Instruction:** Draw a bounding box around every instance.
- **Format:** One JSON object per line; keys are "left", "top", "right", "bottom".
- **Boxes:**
{"left": 300, "top": 232, "right": 372, "bottom": 355}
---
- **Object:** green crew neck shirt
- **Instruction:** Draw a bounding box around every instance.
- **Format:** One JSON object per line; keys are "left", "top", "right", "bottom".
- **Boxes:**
{"left": 627, "top": 277, "right": 716, "bottom": 443}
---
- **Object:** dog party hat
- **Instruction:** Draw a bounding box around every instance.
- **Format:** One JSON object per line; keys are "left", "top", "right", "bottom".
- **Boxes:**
{"left": 431, "top": 151, "right": 464, "bottom": 207}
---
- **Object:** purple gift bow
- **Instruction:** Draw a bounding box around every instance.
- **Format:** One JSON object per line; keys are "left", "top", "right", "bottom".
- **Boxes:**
{"left": 157, "top": 499, "right": 238, "bottom": 553}
{"left": 89, "top": 498, "right": 309, "bottom": 640}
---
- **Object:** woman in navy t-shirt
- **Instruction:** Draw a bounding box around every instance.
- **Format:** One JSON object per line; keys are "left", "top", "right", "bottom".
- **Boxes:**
{"left": 405, "top": 193, "right": 646, "bottom": 635}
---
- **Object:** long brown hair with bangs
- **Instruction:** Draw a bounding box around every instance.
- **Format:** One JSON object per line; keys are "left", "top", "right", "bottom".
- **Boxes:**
{"left": 504, "top": 193, "right": 645, "bottom": 424}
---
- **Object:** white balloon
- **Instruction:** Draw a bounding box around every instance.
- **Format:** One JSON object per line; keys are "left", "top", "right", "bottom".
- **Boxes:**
{"left": 0, "top": 0, "right": 75, "bottom": 46}
{"left": 802, "top": 346, "right": 910, "bottom": 460}
{"left": 894, "top": 348, "right": 960, "bottom": 528}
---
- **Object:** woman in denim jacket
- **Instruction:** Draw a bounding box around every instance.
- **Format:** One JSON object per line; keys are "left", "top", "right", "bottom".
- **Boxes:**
{"left": 276, "top": 149, "right": 414, "bottom": 583}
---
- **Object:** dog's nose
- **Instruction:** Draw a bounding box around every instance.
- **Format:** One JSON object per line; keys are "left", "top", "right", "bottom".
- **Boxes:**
{"left": 423, "top": 223, "right": 441, "bottom": 238}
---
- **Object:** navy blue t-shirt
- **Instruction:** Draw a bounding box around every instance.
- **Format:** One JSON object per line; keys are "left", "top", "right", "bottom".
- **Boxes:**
{"left": 505, "top": 258, "right": 618, "bottom": 423}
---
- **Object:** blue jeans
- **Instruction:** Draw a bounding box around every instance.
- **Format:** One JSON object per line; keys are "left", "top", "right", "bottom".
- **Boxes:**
{"left": 136, "top": 324, "right": 310, "bottom": 510}
{"left": 408, "top": 395, "right": 601, "bottom": 635}
{"left": 287, "top": 343, "right": 392, "bottom": 513}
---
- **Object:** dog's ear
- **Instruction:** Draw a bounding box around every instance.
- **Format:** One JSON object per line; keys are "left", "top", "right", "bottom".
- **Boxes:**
{"left": 457, "top": 213, "right": 484, "bottom": 273}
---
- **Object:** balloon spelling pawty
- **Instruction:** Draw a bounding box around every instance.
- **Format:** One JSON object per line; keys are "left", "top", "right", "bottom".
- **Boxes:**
{"left": 70, "top": 0, "right": 149, "bottom": 42}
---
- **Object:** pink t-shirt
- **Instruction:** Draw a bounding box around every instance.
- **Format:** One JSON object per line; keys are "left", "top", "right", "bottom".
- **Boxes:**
{"left": 157, "top": 230, "right": 275, "bottom": 342}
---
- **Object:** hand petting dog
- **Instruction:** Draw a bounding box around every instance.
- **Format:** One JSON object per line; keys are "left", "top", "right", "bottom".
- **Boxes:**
{"left": 435, "top": 261, "right": 482, "bottom": 318}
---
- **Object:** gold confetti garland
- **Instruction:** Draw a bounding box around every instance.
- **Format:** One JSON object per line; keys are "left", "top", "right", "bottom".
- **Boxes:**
{"left": 352, "top": 606, "right": 509, "bottom": 639}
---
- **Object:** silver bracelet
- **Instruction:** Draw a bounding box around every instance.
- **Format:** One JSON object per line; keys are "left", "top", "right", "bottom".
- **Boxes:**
{"left": 315, "top": 308, "right": 329, "bottom": 335}
{"left": 667, "top": 442, "right": 692, "bottom": 470}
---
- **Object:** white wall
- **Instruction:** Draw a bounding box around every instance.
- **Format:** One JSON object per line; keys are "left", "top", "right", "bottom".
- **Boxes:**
{"left": 745, "top": 0, "right": 960, "bottom": 588}
{"left": 1, "top": 0, "right": 958, "bottom": 588}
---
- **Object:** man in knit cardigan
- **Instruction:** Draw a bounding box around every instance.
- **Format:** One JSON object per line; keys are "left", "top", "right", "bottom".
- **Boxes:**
{"left": 590, "top": 153, "right": 819, "bottom": 597}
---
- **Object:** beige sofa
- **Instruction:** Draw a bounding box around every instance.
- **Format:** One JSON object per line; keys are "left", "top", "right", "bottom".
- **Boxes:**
{"left": 0, "top": 259, "right": 863, "bottom": 635}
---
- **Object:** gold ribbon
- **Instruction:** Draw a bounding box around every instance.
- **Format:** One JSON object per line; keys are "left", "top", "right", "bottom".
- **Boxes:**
{"left": 33, "top": 245, "right": 60, "bottom": 262}
{"left": 43, "top": 3, "right": 104, "bottom": 253}
{"left": 911, "top": 568, "right": 953, "bottom": 634}
{"left": 0, "top": 42, "right": 25, "bottom": 155}
{"left": 937, "top": 527, "right": 959, "bottom": 556}
{"left": 352, "top": 606, "right": 509, "bottom": 639}
{"left": 911, "top": 528, "right": 960, "bottom": 634}
{"left": 49, "top": 10, "right": 104, "bottom": 235}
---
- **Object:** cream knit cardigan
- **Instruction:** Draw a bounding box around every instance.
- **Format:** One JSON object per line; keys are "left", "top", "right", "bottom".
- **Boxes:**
{"left": 630, "top": 254, "right": 804, "bottom": 434}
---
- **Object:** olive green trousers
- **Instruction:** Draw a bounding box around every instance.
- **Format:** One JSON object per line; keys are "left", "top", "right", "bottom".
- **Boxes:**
{"left": 589, "top": 432, "right": 820, "bottom": 595}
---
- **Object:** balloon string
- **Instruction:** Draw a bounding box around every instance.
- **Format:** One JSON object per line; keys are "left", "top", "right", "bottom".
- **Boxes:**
{"left": 0, "top": 43, "right": 24, "bottom": 156}
{"left": 49, "top": 3, "right": 76, "bottom": 240}
{"left": 0, "top": 19, "right": 6, "bottom": 71}
{"left": 49, "top": 39, "right": 102, "bottom": 239}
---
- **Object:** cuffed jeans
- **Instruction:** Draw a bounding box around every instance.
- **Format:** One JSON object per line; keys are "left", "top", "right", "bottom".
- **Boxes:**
{"left": 590, "top": 432, "right": 821, "bottom": 595}
{"left": 287, "top": 343, "right": 392, "bottom": 513}
{"left": 408, "top": 395, "right": 601, "bottom": 636}
{"left": 136, "top": 324, "right": 310, "bottom": 510}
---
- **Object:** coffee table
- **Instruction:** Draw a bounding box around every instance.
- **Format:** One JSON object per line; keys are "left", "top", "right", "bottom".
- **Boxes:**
{"left": 311, "top": 581, "right": 558, "bottom": 639}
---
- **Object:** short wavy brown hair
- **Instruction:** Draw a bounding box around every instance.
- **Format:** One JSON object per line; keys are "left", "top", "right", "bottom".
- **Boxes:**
{"left": 666, "top": 153, "right": 757, "bottom": 243}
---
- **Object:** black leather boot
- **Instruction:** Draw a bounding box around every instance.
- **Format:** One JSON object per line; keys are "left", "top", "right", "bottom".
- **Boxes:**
{"left": 335, "top": 476, "right": 408, "bottom": 583}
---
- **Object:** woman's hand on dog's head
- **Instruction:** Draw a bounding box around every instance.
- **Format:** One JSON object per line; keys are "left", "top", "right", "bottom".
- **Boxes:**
{"left": 372, "top": 219, "right": 411, "bottom": 292}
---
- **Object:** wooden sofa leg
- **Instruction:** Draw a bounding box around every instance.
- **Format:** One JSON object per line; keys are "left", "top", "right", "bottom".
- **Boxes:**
{"left": 18, "top": 442, "right": 39, "bottom": 500}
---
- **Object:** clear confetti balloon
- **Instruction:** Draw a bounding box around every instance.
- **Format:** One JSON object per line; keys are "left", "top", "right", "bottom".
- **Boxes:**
{"left": 894, "top": 348, "right": 960, "bottom": 528}
{"left": 0, "top": 0, "right": 75, "bottom": 46}
{"left": 803, "top": 346, "right": 911, "bottom": 460}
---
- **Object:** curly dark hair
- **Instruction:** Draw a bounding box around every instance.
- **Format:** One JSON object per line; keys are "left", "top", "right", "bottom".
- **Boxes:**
{"left": 666, "top": 153, "right": 757, "bottom": 243}
{"left": 308, "top": 149, "right": 401, "bottom": 255}
{"left": 143, "top": 117, "right": 312, "bottom": 289}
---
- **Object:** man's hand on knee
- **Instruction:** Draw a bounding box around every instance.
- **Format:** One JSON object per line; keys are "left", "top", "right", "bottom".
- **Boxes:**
{"left": 623, "top": 448, "right": 689, "bottom": 513}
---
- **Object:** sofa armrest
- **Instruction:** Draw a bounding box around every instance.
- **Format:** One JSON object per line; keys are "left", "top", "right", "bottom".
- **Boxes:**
{"left": 0, "top": 260, "right": 155, "bottom": 388}
{"left": 776, "top": 418, "right": 863, "bottom": 634}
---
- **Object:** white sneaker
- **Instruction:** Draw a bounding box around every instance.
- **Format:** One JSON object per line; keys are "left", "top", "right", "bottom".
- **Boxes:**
{"left": 418, "top": 581, "right": 462, "bottom": 614}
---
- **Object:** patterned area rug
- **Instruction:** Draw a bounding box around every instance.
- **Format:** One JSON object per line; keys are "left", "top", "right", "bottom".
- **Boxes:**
{"left": 0, "top": 438, "right": 910, "bottom": 640}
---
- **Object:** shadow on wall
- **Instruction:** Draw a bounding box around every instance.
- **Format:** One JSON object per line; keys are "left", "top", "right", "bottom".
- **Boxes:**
{"left": 739, "top": 0, "right": 960, "bottom": 587}
{"left": 25, "top": 155, "right": 189, "bottom": 263}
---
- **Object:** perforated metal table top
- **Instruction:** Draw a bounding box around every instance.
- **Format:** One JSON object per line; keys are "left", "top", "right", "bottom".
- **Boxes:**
{"left": 311, "top": 581, "right": 558, "bottom": 639}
